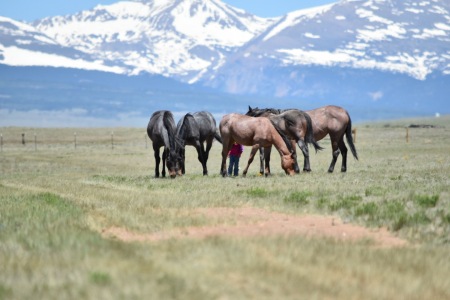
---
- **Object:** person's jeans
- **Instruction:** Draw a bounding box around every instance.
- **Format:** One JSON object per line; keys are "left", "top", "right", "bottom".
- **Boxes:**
{"left": 228, "top": 155, "right": 240, "bottom": 176}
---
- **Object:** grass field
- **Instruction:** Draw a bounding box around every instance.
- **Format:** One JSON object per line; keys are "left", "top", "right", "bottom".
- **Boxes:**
{"left": 0, "top": 115, "right": 449, "bottom": 299}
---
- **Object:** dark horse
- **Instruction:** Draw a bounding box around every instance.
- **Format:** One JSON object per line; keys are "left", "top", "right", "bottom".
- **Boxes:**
{"left": 176, "top": 111, "right": 222, "bottom": 175}
{"left": 247, "top": 105, "right": 358, "bottom": 173}
{"left": 245, "top": 107, "right": 322, "bottom": 175}
{"left": 147, "top": 110, "right": 183, "bottom": 178}
{"left": 219, "top": 113, "right": 297, "bottom": 177}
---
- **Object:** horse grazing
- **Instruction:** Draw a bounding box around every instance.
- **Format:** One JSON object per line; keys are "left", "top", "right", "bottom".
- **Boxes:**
{"left": 147, "top": 110, "right": 183, "bottom": 178}
{"left": 219, "top": 113, "right": 296, "bottom": 177}
{"left": 245, "top": 107, "right": 322, "bottom": 175}
{"left": 176, "top": 111, "right": 222, "bottom": 175}
{"left": 247, "top": 105, "right": 358, "bottom": 173}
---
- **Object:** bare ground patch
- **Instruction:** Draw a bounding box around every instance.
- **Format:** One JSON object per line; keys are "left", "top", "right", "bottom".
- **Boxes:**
{"left": 101, "top": 207, "right": 408, "bottom": 248}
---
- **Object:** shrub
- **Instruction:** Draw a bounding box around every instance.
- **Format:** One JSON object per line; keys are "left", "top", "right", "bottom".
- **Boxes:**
{"left": 284, "top": 191, "right": 311, "bottom": 206}
{"left": 414, "top": 194, "right": 439, "bottom": 208}
{"left": 246, "top": 187, "right": 269, "bottom": 198}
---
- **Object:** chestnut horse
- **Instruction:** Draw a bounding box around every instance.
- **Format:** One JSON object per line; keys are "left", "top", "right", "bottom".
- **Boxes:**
{"left": 147, "top": 110, "right": 183, "bottom": 178}
{"left": 219, "top": 113, "right": 296, "bottom": 177}
{"left": 247, "top": 105, "right": 358, "bottom": 173}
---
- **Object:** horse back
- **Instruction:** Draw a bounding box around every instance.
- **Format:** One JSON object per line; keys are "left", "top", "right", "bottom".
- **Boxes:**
{"left": 147, "top": 110, "right": 176, "bottom": 146}
{"left": 306, "top": 105, "right": 349, "bottom": 139}
{"left": 193, "top": 111, "right": 218, "bottom": 138}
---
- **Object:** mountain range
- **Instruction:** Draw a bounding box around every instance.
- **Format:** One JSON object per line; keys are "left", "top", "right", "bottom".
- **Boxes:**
{"left": 1, "top": 0, "right": 449, "bottom": 126}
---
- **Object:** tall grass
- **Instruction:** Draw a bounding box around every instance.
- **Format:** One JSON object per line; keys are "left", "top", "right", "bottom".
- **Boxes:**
{"left": 0, "top": 115, "right": 449, "bottom": 299}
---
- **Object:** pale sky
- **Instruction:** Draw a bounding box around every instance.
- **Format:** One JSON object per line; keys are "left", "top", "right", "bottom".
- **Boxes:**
{"left": 0, "top": 0, "right": 338, "bottom": 22}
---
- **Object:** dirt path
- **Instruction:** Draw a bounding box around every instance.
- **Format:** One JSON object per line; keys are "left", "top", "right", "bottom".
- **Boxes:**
{"left": 102, "top": 207, "right": 408, "bottom": 248}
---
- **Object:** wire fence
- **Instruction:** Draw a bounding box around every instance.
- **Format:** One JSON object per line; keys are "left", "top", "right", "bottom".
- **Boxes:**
{"left": 0, "top": 129, "right": 150, "bottom": 152}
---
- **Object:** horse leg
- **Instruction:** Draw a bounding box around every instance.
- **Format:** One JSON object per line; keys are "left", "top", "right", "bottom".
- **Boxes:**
{"left": 328, "top": 139, "right": 340, "bottom": 173}
{"left": 243, "top": 145, "right": 259, "bottom": 177}
{"left": 153, "top": 145, "right": 161, "bottom": 178}
{"left": 259, "top": 147, "right": 264, "bottom": 176}
{"left": 181, "top": 148, "right": 186, "bottom": 175}
{"left": 161, "top": 148, "right": 168, "bottom": 178}
{"left": 291, "top": 140, "right": 300, "bottom": 174}
{"left": 203, "top": 139, "right": 213, "bottom": 176}
{"left": 221, "top": 139, "right": 232, "bottom": 177}
{"left": 298, "top": 139, "right": 311, "bottom": 172}
{"left": 339, "top": 138, "right": 348, "bottom": 172}
{"left": 264, "top": 146, "right": 272, "bottom": 177}
{"left": 194, "top": 141, "right": 207, "bottom": 176}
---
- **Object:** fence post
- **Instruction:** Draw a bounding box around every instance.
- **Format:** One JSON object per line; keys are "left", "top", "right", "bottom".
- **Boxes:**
{"left": 34, "top": 133, "right": 37, "bottom": 151}
{"left": 111, "top": 131, "right": 114, "bottom": 150}
{"left": 74, "top": 132, "right": 77, "bottom": 149}
{"left": 352, "top": 128, "right": 357, "bottom": 143}
{"left": 406, "top": 127, "right": 409, "bottom": 143}
{"left": 1, "top": 134, "right": 2, "bottom": 152}
{"left": 22, "top": 133, "right": 25, "bottom": 146}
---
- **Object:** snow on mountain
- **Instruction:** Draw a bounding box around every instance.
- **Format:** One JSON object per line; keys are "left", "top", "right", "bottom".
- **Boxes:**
{"left": 0, "top": 16, "right": 123, "bottom": 73}
{"left": 33, "top": 0, "right": 276, "bottom": 82}
{"left": 1, "top": 0, "right": 449, "bottom": 100}
{"left": 265, "top": 0, "right": 449, "bottom": 79}
{"left": 202, "top": 0, "right": 450, "bottom": 96}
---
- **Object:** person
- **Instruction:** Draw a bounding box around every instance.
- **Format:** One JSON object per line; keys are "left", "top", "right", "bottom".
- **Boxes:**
{"left": 228, "top": 142, "right": 244, "bottom": 176}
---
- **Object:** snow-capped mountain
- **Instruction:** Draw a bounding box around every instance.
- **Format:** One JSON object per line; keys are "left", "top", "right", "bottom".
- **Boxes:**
{"left": 203, "top": 0, "right": 450, "bottom": 95}
{"left": 33, "top": 0, "right": 275, "bottom": 82}
{"left": 0, "top": 16, "right": 123, "bottom": 73}
{"left": 0, "top": 0, "right": 449, "bottom": 126}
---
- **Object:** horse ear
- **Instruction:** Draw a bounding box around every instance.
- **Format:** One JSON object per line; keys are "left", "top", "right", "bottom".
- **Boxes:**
{"left": 248, "top": 105, "right": 252, "bottom": 111}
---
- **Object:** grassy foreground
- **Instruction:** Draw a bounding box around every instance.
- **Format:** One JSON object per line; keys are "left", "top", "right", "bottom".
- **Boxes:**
{"left": 0, "top": 116, "right": 449, "bottom": 299}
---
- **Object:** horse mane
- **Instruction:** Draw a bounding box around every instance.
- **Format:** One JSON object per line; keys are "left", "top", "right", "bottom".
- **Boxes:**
{"left": 247, "top": 106, "right": 282, "bottom": 117}
{"left": 269, "top": 119, "right": 294, "bottom": 154}
{"left": 162, "top": 111, "right": 179, "bottom": 151}
{"left": 177, "top": 113, "right": 196, "bottom": 148}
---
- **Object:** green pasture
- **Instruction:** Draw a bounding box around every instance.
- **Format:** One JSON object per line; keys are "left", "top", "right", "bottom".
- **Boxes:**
{"left": 0, "top": 115, "right": 449, "bottom": 299}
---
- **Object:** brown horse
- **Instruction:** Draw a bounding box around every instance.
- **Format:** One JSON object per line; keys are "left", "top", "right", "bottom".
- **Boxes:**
{"left": 306, "top": 105, "right": 358, "bottom": 172}
{"left": 247, "top": 105, "right": 358, "bottom": 173}
{"left": 219, "top": 113, "right": 296, "bottom": 177}
{"left": 246, "top": 107, "right": 322, "bottom": 174}
{"left": 268, "top": 109, "right": 323, "bottom": 173}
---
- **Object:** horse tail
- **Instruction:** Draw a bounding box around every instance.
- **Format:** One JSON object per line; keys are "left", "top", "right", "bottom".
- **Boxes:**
{"left": 269, "top": 119, "right": 294, "bottom": 154}
{"left": 303, "top": 112, "right": 323, "bottom": 153}
{"left": 214, "top": 130, "right": 223, "bottom": 144}
{"left": 345, "top": 112, "right": 358, "bottom": 160}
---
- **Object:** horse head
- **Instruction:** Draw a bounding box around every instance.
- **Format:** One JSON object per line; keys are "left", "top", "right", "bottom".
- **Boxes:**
{"left": 246, "top": 106, "right": 259, "bottom": 117}
{"left": 166, "top": 148, "right": 183, "bottom": 178}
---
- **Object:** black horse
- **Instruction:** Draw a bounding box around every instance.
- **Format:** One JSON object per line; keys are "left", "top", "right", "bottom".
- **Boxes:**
{"left": 147, "top": 110, "right": 183, "bottom": 178}
{"left": 247, "top": 105, "right": 358, "bottom": 173}
{"left": 176, "top": 111, "right": 222, "bottom": 175}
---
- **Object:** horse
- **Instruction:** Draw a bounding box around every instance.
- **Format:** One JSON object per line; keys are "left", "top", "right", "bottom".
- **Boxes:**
{"left": 245, "top": 108, "right": 322, "bottom": 175}
{"left": 176, "top": 111, "right": 222, "bottom": 175}
{"left": 268, "top": 109, "right": 323, "bottom": 173}
{"left": 147, "top": 110, "right": 183, "bottom": 178}
{"left": 247, "top": 105, "right": 358, "bottom": 173}
{"left": 219, "top": 113, "right": 297, "bottom": 177}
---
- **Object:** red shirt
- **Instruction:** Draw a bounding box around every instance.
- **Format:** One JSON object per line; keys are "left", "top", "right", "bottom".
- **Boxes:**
{"left": 229, "top": 143, "right": 244, "bottom": 157}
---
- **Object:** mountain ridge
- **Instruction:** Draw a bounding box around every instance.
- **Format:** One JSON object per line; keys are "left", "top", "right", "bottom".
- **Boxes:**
{"left": 0, "top": 0, "right": 449, "bottom": 126}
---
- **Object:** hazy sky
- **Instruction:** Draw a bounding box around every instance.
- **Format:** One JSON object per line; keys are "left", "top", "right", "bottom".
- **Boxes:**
{"left": 0, "top": 0, "right": 338, "bottom": 22}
